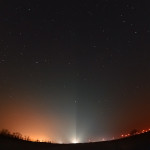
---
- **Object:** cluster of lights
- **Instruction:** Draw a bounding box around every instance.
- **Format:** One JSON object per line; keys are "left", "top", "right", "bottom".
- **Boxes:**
{"left": 120, "top": 128, "right": 150, "bottom": 138}
{"left": 87, "top": 138, "right": 106, "bottom": 143}
{"left": 121, "top": 134, "right": 130, "bottom": 138}
{"left": 29, "top": 128, "right": 150, "bottom": 144}
{"left": 63, "top": 128, "right": 150, "bottom": 144}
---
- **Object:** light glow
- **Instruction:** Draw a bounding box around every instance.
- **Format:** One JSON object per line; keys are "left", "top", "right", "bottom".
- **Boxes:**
{"left": 72, "top": 138, "right": 79, "bottom": 144}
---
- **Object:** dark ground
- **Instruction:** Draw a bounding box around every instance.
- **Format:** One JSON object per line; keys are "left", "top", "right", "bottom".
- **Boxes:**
{"left": 0, "top": 132, "right": 150, "bottom": 150}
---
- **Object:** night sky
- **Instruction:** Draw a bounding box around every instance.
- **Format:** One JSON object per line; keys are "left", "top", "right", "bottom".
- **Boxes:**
{"left": 0, "top": 0, "right": 150, "bottom": 143}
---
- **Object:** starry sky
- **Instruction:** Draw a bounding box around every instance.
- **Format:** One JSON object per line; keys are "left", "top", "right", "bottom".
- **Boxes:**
{"left": 0, "top": 0, "right": 150, "bottom": 143}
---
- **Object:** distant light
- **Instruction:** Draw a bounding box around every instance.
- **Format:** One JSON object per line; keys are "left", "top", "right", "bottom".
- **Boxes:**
{"left": 58, "top": 141, "right": 63, "bottom": 144}
{"left": 72, "top": 139, "right": 78, "bottom": 144}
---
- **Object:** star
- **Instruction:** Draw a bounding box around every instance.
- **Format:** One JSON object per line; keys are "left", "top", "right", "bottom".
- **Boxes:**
{"left": 122, "top": 20, "right": 126, "bottom": 23}
{"left": 19, "top": 52, "right": 24, "bottom": 56}
{"left": 28, "top": 8, "right": 31, "bottom": 11}
{"left": 68, "top": 62, "right": 71, "bottom": 65}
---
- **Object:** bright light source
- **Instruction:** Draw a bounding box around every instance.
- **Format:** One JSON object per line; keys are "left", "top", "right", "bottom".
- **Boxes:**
{"left": 72, "top": 138, "right": 78, "bottom": 144}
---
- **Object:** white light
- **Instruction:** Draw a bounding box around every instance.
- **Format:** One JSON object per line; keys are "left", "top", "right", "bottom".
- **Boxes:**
{"left": 72, "top": 139, "right": 78, "bottom": 144}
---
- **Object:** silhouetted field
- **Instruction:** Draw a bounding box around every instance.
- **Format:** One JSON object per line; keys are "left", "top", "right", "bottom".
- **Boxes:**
{"left": 0, "top": 131, "right": 150, "bottom": 150}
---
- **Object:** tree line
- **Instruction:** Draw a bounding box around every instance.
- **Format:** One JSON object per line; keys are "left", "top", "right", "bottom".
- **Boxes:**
{"left": 0, "top": 129, "right": 31, "bottom": 141}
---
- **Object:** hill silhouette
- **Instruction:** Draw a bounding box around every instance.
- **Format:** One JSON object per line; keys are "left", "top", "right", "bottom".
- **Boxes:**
{"left": 0, "top": 130, "right": 150, "bottom": 150}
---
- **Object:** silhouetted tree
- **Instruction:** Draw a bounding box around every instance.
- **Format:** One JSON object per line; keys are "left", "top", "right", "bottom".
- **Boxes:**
{"left": 0, "top": 129, "right": 24, "bottom": 140}
{"left": 0, "top": 129, "right": 11, "bottom": 137}
{"left": 36, "top": 139, "right": 40, "bottom": 142}
{"left": 12, "top": 132, "right": 22, "bottom": 139}
{"left": 24, "top": 136, "right": 31, "bottom": 141}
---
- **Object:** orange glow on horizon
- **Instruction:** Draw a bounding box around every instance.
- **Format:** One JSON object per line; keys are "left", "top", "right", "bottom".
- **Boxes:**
{"left": 1, "top": 95, "right": 150, "bottom": 143}
{"left": 0, "top": 96, "right": 60, "bottom": 143}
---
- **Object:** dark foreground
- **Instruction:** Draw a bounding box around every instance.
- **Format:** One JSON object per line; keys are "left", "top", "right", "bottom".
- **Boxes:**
{"left": 0, "top": 132, "right": 150, "bottom": 150}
